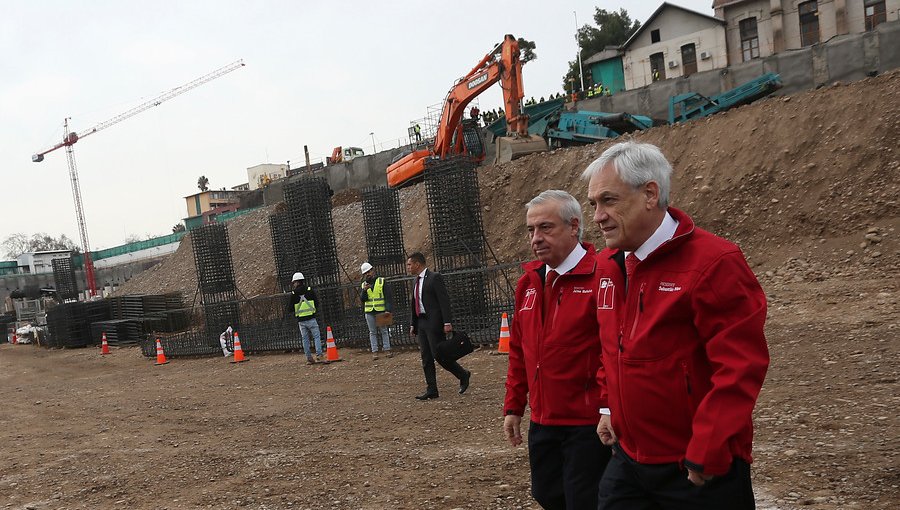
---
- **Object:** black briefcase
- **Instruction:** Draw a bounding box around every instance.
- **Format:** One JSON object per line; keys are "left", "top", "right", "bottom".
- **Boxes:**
{"left": 435, "top": 330, "right": 475, "bottom": 361}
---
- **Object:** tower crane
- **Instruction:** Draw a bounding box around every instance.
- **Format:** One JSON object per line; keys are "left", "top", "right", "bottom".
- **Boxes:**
{"left": 32, "top": 59, "right": 245, "bottom": 297}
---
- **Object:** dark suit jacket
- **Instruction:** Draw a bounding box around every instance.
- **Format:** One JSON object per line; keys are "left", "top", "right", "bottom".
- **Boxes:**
{"left": 410, "top": 269, "right": 452, "bottom": 334}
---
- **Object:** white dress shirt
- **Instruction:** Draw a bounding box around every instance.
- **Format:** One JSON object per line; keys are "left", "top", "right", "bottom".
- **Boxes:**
{"left": 545, "top": 243, "right": 587, "bottom": 284}
{"left": 625, "top": 211, "right": 679, "bottom": 262}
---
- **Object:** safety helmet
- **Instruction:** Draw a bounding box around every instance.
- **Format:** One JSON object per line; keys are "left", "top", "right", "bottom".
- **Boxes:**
{"left": 360, "top": 262, "right": 373, "bottom": 274}
{"left": 291, "top": 272, "right": 305, "bottom": 282}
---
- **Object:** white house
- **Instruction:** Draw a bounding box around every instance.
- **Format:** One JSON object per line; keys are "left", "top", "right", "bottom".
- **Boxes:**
{"left": 16, "top": 250, "right": 72, "bottom": 274}
{"left": 247, "top": 163, "right": 289, "bottom": 190}
{"left": 621, "top": 3, "right": 728, "bottom": 90}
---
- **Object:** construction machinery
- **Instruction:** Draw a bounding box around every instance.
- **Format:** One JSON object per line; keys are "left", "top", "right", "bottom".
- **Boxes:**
{"left": 544, "top": 110, "right": 654, "bottom": 148}
{"left": 386, "top": 34, "right": 547, "bottom": 187}
{"left": 31, "top": 60, "right": 245, "bottom": 296}
{"left": 668, "top": 72, "right": 782, "bottom": 124}
{"left": 329, "top": 146, "right": 365, "bottom": 165}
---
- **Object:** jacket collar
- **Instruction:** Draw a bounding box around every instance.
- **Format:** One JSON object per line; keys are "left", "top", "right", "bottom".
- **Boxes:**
{"left": 523, "top": 242, "right": 597, "bottom": 276}
{"left": 606, "top": 207, "right": 695, "bottom": 261}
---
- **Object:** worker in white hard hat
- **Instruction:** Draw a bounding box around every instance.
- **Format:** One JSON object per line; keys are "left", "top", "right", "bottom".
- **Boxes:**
{"left": 289, "top": 272, "right": 327, "bottom": 364}
{"left": 359, "top": 262, "right": 392, "bottom": 360}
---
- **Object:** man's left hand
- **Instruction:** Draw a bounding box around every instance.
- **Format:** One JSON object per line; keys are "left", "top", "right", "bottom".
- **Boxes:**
{"left": 687, "top": 468, "right": 713, "bottom": 486}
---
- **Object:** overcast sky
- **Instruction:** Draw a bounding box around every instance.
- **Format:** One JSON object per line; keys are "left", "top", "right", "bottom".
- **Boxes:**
{"left": 0, "top": 0, "right": 713, "bottom": 253}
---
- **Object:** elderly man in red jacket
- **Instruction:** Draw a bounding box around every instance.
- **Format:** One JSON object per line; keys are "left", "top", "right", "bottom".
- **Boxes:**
{"left": 584, "top": 141, "right": 769, "bottom": 509}
{"left": 503, "top": 189, "right": 611, "bottom": 510}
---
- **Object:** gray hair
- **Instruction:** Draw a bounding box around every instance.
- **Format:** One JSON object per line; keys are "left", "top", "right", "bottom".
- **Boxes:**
{"left": 581, "top": 141, "right": 672, "bottom": 209}
{"left": 526, "top": 189, "right": 583, "bottom": 241}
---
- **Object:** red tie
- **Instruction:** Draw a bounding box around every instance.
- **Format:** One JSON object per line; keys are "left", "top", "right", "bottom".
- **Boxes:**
{"left": 625, "top": 253, "right": 640, "bottom": 287}
{"left": 414, "top": 276, "right": 422, "bottom": 316}
{"left": 544, "top": 269, "right": 558, "bottom": 321}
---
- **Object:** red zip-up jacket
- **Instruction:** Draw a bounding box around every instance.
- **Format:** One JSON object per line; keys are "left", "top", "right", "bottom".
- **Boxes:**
{"left": 503, "top": 243, "right": 605, "bottom": 426}
{"left": 595, "top": 208, "right": 769, "bottom": 476}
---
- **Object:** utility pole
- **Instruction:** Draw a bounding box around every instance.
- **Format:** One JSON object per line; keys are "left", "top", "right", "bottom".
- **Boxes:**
{"left": 370, "top": 132, "right": 376, "bottom": 154}
{"left": 574, "top": 11, "right": 585, "bottom": 94}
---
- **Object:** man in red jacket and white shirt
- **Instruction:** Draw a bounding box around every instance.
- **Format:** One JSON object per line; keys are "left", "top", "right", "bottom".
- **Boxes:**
{"left": 503, "top": 190, "right": 611, "bottom": 510}
{"left": 583, "top": 141, "right": 769, "bottom": 509}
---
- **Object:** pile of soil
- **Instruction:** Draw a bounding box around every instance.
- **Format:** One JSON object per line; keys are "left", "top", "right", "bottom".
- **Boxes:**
{"left": 87, "top": 70, "right": 900, "bottom": 508}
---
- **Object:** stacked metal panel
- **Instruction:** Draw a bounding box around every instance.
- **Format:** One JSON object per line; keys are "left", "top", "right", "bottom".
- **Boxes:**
{"left": 423, "top": 158, "right": 485, "bottom": 271}
{"left": 191, "top": 224, "right": 240, "bottom": 342}
{"left": 51, "top": 257, "right": 79, "bottom": 301}
{"left": 46, "top": 300, "right": 111, "bottom": 348}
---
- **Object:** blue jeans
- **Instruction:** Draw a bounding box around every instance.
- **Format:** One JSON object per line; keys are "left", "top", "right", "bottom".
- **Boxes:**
{"left": 365, "top": 313, "right": 391, "bottom": 352}
{"left": 298, "top": 318, "right": 322, "bottom": 357}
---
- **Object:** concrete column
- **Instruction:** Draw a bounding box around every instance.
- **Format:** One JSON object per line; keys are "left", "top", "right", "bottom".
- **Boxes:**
{"left": 834, "top": 0, "right": 848, "bottom": 35}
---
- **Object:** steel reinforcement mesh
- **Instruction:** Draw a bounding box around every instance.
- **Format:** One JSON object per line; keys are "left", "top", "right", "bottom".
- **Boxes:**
{"left": 138, "top": 264, "right": 521, "bottom": 358}
{"left": 269, "top": 212, "right": 295, "bottom": 293}
{"left": 46, "top": 301, "right": 111, "bottom": 348}
{"left": 361, "top": 186, "right": 406, "bottom": 276}
{"left": 191, "top": 223, "right": 238, "bottom": 299}
{"left": 281, "top": 177, "right": 340, "bottom": 287}
{"left": 423, "top": 158, "right": 485, "bottom": 271}
{"left": 52, "top": 257, "right": 79, "bottom": 301}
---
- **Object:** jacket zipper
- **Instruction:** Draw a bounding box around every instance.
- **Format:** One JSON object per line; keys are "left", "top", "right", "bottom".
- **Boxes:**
{"left": 628, "top": 283, "right": 646, "bottom": 341}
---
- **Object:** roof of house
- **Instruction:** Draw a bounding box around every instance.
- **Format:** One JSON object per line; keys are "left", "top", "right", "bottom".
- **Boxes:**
{"left": 713, "top": 0, "right": 750, "bottom": 8}
{"left": 584, "top": 47, "right": 623, "bottom": 65}
{"left": 622, "top": 2, "right": 725, "bottom": 49}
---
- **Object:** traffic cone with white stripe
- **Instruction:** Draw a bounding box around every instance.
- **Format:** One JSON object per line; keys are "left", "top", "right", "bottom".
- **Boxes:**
{"left": 230, "top": 331, "right": 248, "bottom": 363}
{"left": 154, "top": 338, "right": 169, "bottom": 366}
{"left": 11, "top": 333, "right": 17, "bottom": 345}
{"left": 325, "top": 326, "right": 342, "bottom": 362}
{"left": 100, "top": 332, "right": 111, "bottom": 355}
{"left": 497, "top": 313, "right": 510, "bottom": 354}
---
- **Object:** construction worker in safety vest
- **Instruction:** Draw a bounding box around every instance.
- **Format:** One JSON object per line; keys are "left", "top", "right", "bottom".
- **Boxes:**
{"left": 414, "top": 123, "right": 422, "bottom": 142}
{"left": 289, "top": 272, "right": 327, "bottom": 364}
{"left": 359, "top": 262, "right": 392, "bottom": 360}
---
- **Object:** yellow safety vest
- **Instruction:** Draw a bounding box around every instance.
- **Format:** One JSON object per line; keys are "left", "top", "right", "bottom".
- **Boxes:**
{"left": 294, "top": 288, "right": 316, "bottom": 318}
{"left": 363, "top": 277, "right": 386, "bottom": 313}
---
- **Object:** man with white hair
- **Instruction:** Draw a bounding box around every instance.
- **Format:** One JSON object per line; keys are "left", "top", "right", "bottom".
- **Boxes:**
{"left": 583, "top": 141, "right": 769, "bottom": 509}
{"left": 503, "top": 189, "right": 610, "bottom": 510}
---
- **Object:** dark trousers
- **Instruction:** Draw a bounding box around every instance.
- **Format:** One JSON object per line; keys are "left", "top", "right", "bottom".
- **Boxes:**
{"left": 528, "top": 421, "right": 611, "bottom": 510}
{"left": 597, "top": 444, "right": 755, "bottom": 510}
{"left": 416, "top": 319, "right": 466, "bottom": 393}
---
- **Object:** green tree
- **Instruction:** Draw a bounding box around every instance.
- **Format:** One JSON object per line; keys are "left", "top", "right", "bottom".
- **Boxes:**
{"left": 517, "top": 37, "right": 537, "bottom": 63}
{"left": 562, "top": 8, "right": 640, "bottom": 91}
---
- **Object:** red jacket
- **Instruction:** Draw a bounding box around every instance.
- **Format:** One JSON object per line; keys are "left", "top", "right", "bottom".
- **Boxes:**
{"left": 504, "top": 243, "right": 604, "bottom": 426}
{"left": 595, "top": 208, "right": 769, "bottom": 475}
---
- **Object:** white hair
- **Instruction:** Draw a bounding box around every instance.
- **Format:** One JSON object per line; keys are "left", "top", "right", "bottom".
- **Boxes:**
{"left": 581, "top": 141, "right": 672, "bottom": 209}
{"left": 526, "top": 189, "right": 583, "bottom": 241}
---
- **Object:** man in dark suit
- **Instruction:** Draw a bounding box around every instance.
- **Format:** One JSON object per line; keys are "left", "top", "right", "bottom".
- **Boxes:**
{"left": 406, "top": 252, "right": 471, "bottom": 400}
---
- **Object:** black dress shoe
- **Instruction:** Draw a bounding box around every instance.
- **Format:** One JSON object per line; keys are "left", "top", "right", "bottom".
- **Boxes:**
{"left": 459, "top": 370, "right": 471, "bottom": 394}
{"left": 415, "top": 392, "right": 439, "bottom": 400}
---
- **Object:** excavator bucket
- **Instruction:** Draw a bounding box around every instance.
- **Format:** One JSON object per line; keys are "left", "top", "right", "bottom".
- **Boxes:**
{"left": 494, "top": 134, "right": 548, "bottom": 164}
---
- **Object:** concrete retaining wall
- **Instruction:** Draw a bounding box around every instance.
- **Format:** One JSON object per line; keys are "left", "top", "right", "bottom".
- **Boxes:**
{"left": 579, "top": 20, "right": 899, "bottom": 120}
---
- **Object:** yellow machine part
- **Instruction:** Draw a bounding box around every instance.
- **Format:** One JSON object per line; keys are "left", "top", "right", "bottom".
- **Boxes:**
{"left": 494, "top": 134, "right": 548, "bottom": 164}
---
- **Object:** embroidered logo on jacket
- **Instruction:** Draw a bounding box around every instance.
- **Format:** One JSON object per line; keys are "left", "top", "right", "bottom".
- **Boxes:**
{"left": 520, "top": 288, "right": 537, "bottom": 311}
{"left": 658, "top": 281, "right": 683, "bottom": 293}
{"left": 572, "top": 287, "right": 594, "bottom": 294}
{"left": 598, "top": 278, "right": 615, "bottom": 310}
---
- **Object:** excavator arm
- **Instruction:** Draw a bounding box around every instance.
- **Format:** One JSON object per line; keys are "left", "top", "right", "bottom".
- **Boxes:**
{"left": 387, "top": 34, "right": 547, "bottom": 187}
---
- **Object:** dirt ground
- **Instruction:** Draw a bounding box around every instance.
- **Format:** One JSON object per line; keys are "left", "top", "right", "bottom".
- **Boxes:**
{"left": 11, "top": 71, "right": 900, "bottom": 509}
{"left": 2, "top": 270, "right": 898, "bottom": 510}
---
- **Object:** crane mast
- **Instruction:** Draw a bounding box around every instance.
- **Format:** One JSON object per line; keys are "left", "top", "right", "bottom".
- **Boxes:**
{"left": 32, "top": 60, "right": 246, "bottom": 297}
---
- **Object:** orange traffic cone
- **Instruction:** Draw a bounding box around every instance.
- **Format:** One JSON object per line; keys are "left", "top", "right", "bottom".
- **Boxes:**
{"left": 11, "top": 333, "right": 17, "bottom": 345}
{"left": 325, "top": 326, "right": 342, "bottom": 362}
{"left": 100, "top": 332, "right": 111, "bottom": 355}
{"left": 497, "top": 313, "right": 510, "bottom": 354}
{"left": 230, "top": 331, "right": 248, "bottom": 363}
{"left": 154, "top": 338, "right": 169, "bottom": 365}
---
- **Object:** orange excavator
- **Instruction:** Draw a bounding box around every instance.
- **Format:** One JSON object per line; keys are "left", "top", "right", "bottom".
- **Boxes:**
{"left": 386, "top": 34, "right": 548, "bottom": 187}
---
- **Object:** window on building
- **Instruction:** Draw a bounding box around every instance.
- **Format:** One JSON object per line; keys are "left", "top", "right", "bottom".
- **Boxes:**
{"left": 681, "top": 44, "right": 697, "bottom": 76}
{"left": 799, "top": 1, "right": 819, "bottom": 47}
{"left": 740, "top": 17, "right": 760, "bottom": 61}
{"left": 865, "top": 0, "right": 887, "bottom": 31}
{"left": 650, "top": 52, "right": 666, "bottom": 81}
{"left": 651, "top": 29, "right": 661, "bottom": 43}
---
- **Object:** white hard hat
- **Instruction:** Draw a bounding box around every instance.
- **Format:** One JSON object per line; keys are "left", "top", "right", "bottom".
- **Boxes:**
{"left": 291, "top": 272, "right": 305, "bottom": 282}
{"left": 360, "top": 262, "right": 373, "bottom": 274}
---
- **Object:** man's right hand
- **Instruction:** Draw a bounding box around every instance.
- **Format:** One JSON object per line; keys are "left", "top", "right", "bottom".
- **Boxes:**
{"left": 503, "top": 414, "right": 523, "bottom": 447}
{"left": 409, "top": 326, "right": 416, "bottom": 337}
{"left": 597, "top": 414, "right": 618, "bottom": 446}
